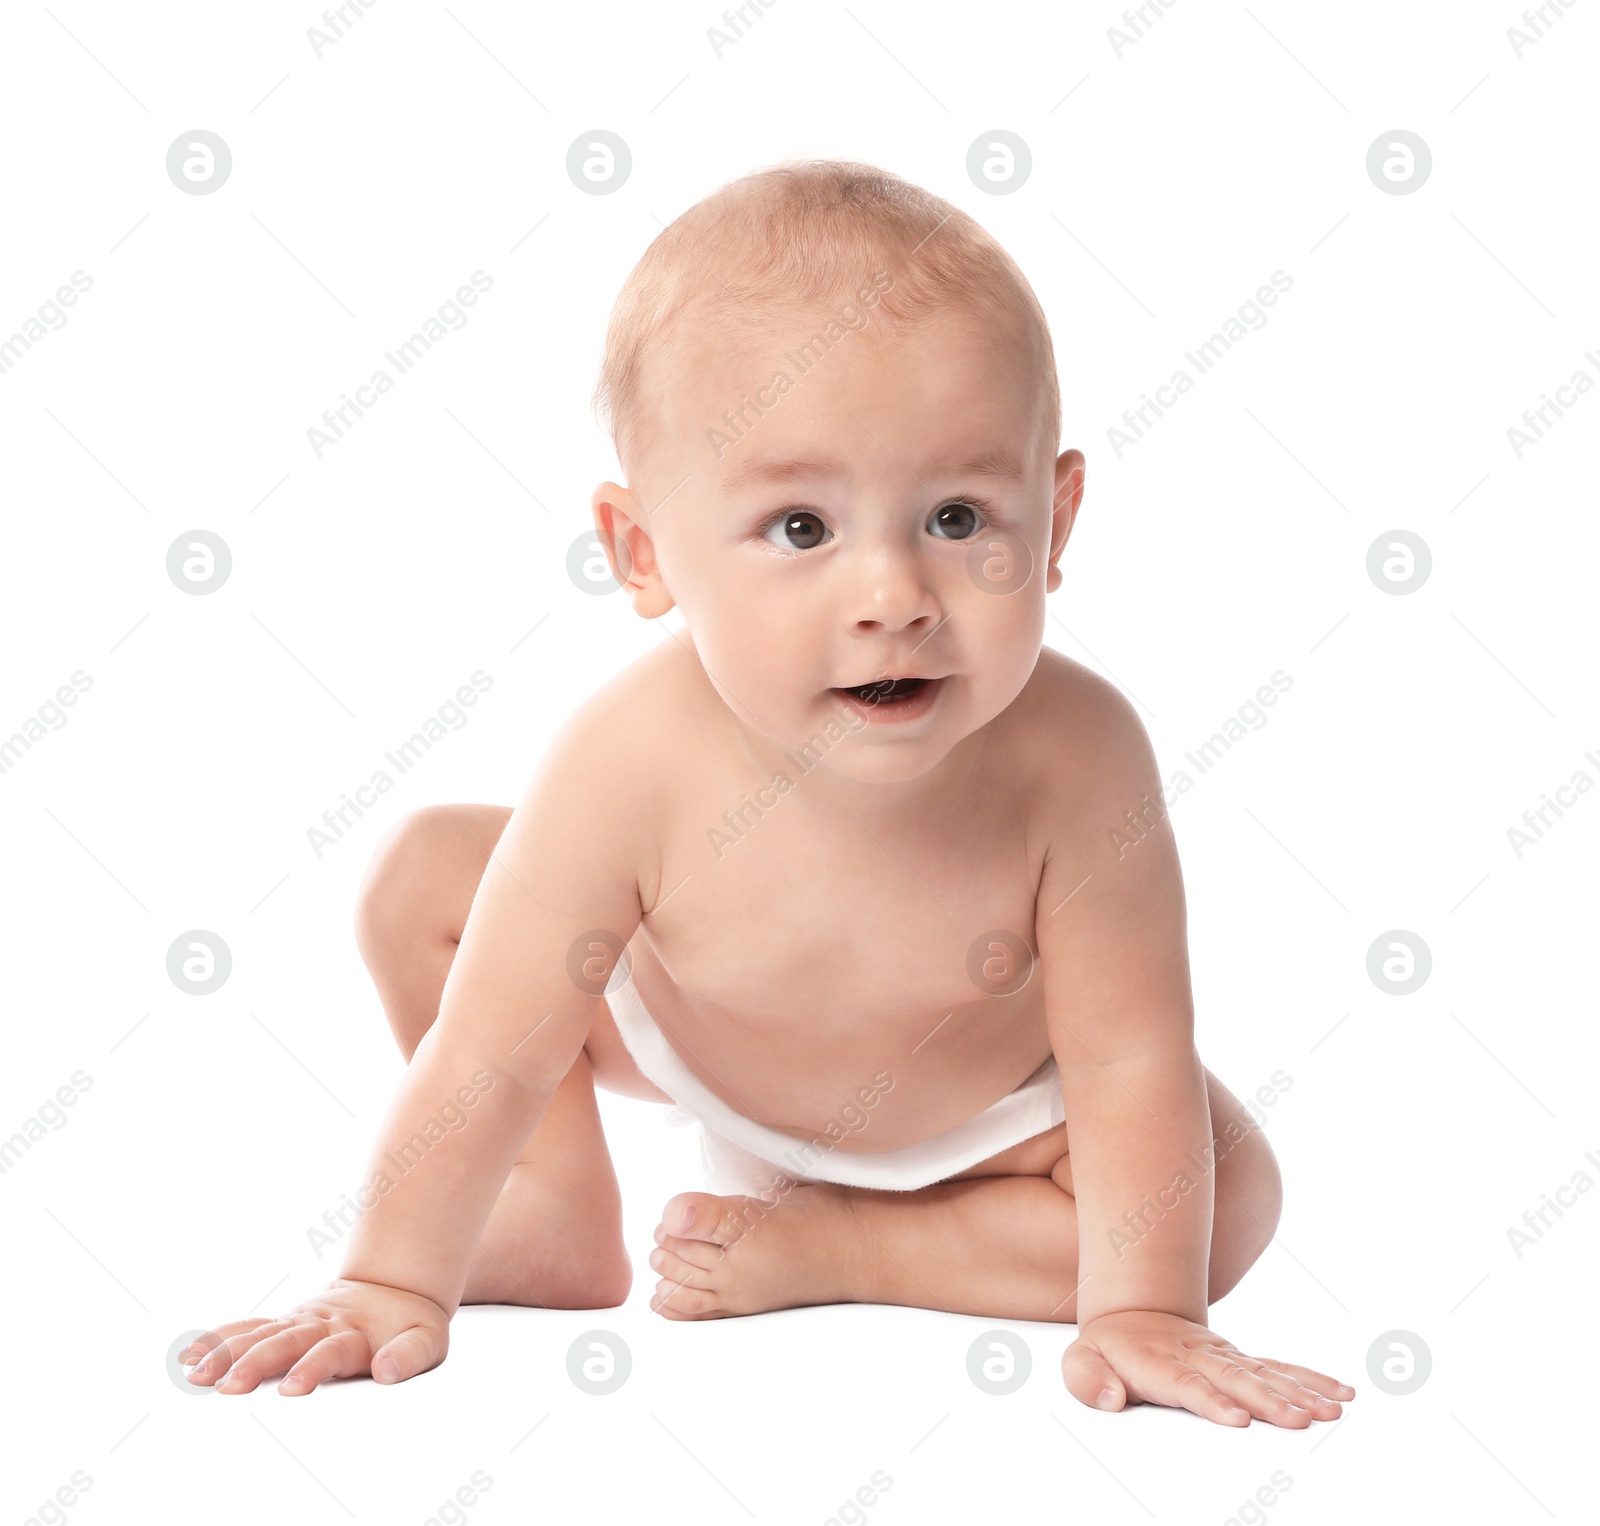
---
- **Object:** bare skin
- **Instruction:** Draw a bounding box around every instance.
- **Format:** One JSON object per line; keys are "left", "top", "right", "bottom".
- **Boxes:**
{"left": 181, "top": 290, "right": 1354, "bottom": 1424}
{"left": 185, "top": 800, "right": 1347, "bottom": 1427}
{"left": 364, "top": 803, "right": 1278, "bottom": 1324}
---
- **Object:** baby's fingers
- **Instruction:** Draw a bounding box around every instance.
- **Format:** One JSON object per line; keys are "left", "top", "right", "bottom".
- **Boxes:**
{"left": 279, "top": 1330, "right": 374, "bottom": 1395}
{"left": 1247, "top": 1363, "right": 1344, "bottom": 1420}
{"left": 1258, "top": 1359, "right": 1355, "bottom": 1403}
{"left": 1061, "top": 1339, "right": 1127, "bottom": 1412}
{"left": 180, "top": 1319, "right": 273, "bottom": 1368}
{"left": 1190, "top": 1352, "right": 1315, "bottom": 1429}
{"left": 188, "top": 1322, "right": 288, "bottom": 1386}
{"left": 215, "top": 1326, "right": 326, "bottom": 1394}
{"left": 1149, "top": 1363, "right": 1250, "bottom": 1426}
{"left": 370, "top": 1322, "right": 448, "bottom": 1385}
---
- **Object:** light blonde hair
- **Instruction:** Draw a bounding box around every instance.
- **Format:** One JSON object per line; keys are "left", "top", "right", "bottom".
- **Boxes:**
{"left": 591, "top": 157, "right": 1061, "bottom": 478}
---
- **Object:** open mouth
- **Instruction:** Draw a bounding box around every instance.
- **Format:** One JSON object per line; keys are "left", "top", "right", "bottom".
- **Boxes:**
{"left": 829, "top": 675, "right": 945, "bottom": 722}
{"left": 842, "top": 677, "right": 929, "bottom": 705}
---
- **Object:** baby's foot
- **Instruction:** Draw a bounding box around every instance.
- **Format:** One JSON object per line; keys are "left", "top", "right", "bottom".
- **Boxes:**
{"left": 648, "top": 1183, "right": 869, "bottom": 1318}
{"left": 461, "top": 1161, "right": 632, "bottom": 1309}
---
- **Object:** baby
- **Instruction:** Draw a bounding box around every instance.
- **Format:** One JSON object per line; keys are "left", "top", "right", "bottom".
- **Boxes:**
{"left": 183, "top": 159, "right": 1354, "bottom": 1426}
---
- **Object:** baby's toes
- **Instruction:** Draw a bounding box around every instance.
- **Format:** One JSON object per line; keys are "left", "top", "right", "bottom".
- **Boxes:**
{"left": 659, "top": 1232, "right": 724, "bottom": 1271}
{"left": 650, "top": 1278, "right": 722, "bottom": 1319}
{"left": 659, "top": 1191, "right": 750, "bottom": 1249}
{"left": 648, "top": 1243, "right": 715, "bottom": 1290}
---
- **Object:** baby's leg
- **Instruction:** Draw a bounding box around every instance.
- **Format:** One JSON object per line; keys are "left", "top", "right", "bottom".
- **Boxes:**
{"left": 648, "top": 1070, "right": 1280, "bottom": 1322}
{"left": 355, "top": 804, "right": 636, "bottom": 1309}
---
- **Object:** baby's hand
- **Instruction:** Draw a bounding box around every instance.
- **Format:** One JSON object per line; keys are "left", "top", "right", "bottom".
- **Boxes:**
{"left": 180, "top": 1278, "right": 450, "bottom": 1395}
{"left": 1063, "top": 1310, "right": 1353, "bottom": 1427}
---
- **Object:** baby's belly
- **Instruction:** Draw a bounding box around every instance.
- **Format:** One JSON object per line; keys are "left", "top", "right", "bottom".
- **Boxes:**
{"left": 622, "top": 934, "right": 1054, "bottom": 1153}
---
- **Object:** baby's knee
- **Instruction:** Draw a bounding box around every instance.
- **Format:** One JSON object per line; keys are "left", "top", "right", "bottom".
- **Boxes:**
{"left": 1209, "top": 1122, "right": 1282, "bottom": 1302}
{"left": 353, "top": 805, "right": 463, "bottom": 951}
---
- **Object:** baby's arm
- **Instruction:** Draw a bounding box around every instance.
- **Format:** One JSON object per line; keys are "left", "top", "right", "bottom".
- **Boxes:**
{"left": 184, "top": 699, "right": 644, "bottom": 1394}
{"left": 1034, "top": 679, "right": 1352, "bottom": 1426}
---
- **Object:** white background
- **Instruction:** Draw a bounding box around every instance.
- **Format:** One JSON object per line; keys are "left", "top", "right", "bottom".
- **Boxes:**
{"left": 2, "top": 1, "right": 1596, "bottom": 1522}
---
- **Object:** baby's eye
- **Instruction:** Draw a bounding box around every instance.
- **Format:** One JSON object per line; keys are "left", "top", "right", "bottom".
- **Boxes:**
{"left": 926, "top": 500, "right": 988, "bottom": 541}
{"left": 762, "top": 510, "right": 831, "bottom": 551}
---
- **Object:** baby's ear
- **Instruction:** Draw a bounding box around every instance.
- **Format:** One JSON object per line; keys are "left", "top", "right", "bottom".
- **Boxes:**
{"left": 590, "top": 481, "right": 675, "bottom": 618}
{"left": 1052, "top": 447, "right": 1086, "bottom": 519}
{"left": 1047, "top": 448, "right": 1086, "bottom": 584}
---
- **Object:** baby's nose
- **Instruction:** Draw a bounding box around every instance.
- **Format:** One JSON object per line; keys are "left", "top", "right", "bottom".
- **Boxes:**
{"left": 842, "top": 546, "right": 941, "bottom": 633}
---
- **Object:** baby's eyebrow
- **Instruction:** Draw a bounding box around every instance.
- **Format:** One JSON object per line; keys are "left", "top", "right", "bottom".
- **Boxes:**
{"left": 721, "top": 456, "right": 842, "bottom": 491}
{"left": 723, "top": 447, "right": 1025, "bottom": 491}
{"left": 949, "top": 448, "right": 1026, "bottom": 481}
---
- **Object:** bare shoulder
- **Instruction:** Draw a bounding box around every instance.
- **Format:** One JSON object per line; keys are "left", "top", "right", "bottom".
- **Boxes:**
{"left": 536, "top": 632, "right": 697, "bottom": 796}
{"left": 519, "top": 633, "right": 705, "bottom": 901}
{"left": 1007, "top": 646, "right": 1161, "bottom": 814}
{"left": 1016, "top": 650, "right": 1185, "bottom": 941}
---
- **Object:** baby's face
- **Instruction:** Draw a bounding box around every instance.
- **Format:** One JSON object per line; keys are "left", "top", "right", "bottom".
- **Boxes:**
{"left": 596, "top": 305, "right": 1082, "bottom": 786}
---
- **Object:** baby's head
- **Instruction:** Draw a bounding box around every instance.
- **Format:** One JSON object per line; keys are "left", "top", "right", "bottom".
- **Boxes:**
{"left": 590, "top": 159, "right": 1083, "bottom": 785}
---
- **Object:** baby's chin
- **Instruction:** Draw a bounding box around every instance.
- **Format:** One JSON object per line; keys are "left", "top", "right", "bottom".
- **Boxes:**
{"left": 744, "top": 686, "right": 987, "bottom": 787}
{"left": 800, "top": 744, "right": 960, "bottom": 788}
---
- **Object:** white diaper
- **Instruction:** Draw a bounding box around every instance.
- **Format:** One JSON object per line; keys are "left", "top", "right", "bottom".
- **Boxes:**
{"left": 603, "top": 958, "right": 1064, "bottom": 1196}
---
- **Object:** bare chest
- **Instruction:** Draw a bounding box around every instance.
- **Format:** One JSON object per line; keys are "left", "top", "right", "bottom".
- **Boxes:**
{"left": 636, "top": 749, "right": 1047, "bottom": 1043}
